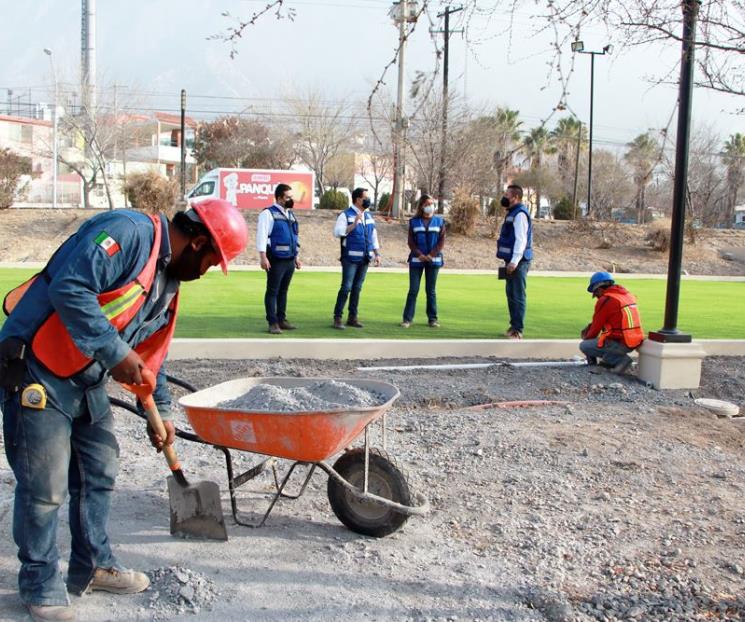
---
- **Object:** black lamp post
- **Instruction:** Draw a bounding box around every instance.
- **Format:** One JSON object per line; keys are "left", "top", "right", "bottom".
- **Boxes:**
{"left": 649, "top": 0, "right": 701, "bottom": 344}
{"left": 571, "top": 40, "right": 613, "bottom": 218}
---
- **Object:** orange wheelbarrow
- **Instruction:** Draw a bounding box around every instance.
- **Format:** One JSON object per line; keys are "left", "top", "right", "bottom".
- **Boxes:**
{"left": 171, "top": 376, "right": 429, "bottom": 538}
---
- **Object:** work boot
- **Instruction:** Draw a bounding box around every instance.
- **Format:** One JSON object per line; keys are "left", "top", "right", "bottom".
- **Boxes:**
{"left": 400, "top": 321, "right": 411, "bottom": 328}
{"left": 611, "top": 358, "right": 633, "bottom": 375}
{"left": 586, "top": 356, "right": 598, "bottom": 366}
{"left": 268, "top": 323, "right": 282, "bottom": 335}
{"left": 346, "top": 317, "right": 364, "bottom": 328}
{"left": 428, "top": 319, "right": 440, "bottom": 328}
{"left": 87, "top": 567, "right": 150, "bottom": 595}
{"left": 278, "top": 320, "right": 296, "bottom": 330}
{"left": 505, "top": 328, "right": 522, "bottom": 340}
{"left": 333, "top": 317, "right": 345, "bottom": 330}
{"left": 27, "top": 605, "right": 76, "bottom": 622}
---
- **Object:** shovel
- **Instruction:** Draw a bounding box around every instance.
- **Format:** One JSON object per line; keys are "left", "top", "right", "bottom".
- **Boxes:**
{"left": 123, "top": 369, "right": 228, "bottom": 541}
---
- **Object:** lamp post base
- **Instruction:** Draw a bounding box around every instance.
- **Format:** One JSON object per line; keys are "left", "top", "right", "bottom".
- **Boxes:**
{"left": 648, "top": 330, "right": 692, "bottom": 344}
{"left": 637, "top": 339, "right": 705, "bottom": 390}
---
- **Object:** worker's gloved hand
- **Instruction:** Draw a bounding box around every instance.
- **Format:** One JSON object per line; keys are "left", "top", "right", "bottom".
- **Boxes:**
{"left": 147, "top": 419, "right": 176, "bottom": 452}
{"left": 110, "top": 349, "right": 146, "bottom": 386}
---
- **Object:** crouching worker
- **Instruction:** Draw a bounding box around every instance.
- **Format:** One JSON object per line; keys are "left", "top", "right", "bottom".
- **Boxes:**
{"left": 0, "top": 199, "right": 247, "bottom": 621}
{"left": 579, "top": 271, "right": 644, "bottom": 375}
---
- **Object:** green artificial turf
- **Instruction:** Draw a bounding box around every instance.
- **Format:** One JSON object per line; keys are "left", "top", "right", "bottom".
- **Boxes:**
{"left": 1, "top": 268, "right": 742, "bottom": 339}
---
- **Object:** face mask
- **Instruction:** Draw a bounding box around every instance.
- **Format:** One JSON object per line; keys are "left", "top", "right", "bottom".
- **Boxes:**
{"left": 284, "top": 198, "right": 294, "bottom": 209}
{"left": 423, "top": 205, "right": 435, "bottom": 216}
{"left": 361, "top": 198, "right": 371, "bottom": 209}
{"left": 500, "top": 196, "right": 511, "bottom": 208}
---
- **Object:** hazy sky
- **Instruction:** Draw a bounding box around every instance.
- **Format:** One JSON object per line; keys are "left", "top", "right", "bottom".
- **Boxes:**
{"left": 1, "top": 0, "right": 742, "bottom": 151}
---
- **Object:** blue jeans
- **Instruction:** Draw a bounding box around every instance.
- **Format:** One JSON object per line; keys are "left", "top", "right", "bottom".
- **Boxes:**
{"left": 505, "top": 260, "right": 530, "bottom": 333}
{"left": 579, "top": 337, "right": 633, "bottom": 367}
{"left": 333, "top": 260, "right": 369, "bottom": 319}
{"left": 264, "top": 257, "right": 296, "bottom": 324}
{"left": 402, "top": 265, "right": 439, "bottom": 322}
{"left": 2, "top": 389, "right": 120, "bottom": 605}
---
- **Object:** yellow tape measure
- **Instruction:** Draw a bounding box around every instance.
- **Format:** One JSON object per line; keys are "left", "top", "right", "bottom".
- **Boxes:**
{"left": 21, "top": 384, "right": 47, "bottom": 410}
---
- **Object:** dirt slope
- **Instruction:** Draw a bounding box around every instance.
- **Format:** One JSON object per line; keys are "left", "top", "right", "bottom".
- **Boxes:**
{"left": 1, "top": 208, "right": 745, "bottom": 275}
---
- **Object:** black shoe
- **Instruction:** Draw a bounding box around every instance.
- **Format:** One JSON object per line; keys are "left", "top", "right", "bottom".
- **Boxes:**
{"left": 333, "top": 317, "right": 345, "bottom": 330}
{"left": 268, "top": 324, "right": 282, "bottom": 335}
{"left": 278, "top": 320, "right": 296, "bottom": 330}
{"left": 346, "top": 318, "right": 364, "bottom": 328}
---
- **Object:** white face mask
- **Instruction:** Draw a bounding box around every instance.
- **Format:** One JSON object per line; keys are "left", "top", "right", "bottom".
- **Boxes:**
{"left": 423, "top": 205, "right": 434, "bottom": 216}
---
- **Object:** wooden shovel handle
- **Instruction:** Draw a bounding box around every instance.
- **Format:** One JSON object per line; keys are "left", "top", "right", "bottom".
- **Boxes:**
{"left": 141, "top": 393, "right": 182, "bottom": 473}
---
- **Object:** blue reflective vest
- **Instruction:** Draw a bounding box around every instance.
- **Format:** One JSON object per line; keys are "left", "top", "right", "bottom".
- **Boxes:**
{"left": 408, "top": 216, "right": 444, "bottom": 267}
{"left": 265, "top": 205, "right": 299, "bottom": 259}
{"left": 341, "top": 207, "right": 376, "bottom": 264}
{"left": 497, "top": 203, "right": 533, "bottom": 262}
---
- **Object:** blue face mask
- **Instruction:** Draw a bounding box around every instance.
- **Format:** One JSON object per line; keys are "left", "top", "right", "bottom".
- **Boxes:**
{"left": 362, "top": 198, "right": 371, "bottom": 209}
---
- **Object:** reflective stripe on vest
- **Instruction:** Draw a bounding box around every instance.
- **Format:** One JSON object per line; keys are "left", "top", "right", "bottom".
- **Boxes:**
{"left": 4, "top": 214, "right": 178, "bottom": 378}
{"left": 597, "top": 290, "right": 644, "bottom": 349}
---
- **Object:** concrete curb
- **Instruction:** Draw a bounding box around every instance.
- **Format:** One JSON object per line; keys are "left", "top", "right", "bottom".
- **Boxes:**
{"left": 168, "top": 338, "right": 745, "bottom": 361}
{"left": 1, "top": 262, "right": 742, "bottom": 280}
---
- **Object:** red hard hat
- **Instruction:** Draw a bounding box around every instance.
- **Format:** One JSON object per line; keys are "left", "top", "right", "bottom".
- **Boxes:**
{"left": 190, "top": 199, "right": 248, "bottom": 274}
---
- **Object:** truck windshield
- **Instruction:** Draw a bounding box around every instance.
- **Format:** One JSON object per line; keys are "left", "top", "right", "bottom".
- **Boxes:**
{"left": 191, "top": 181, "right": 215, "bottom": 197}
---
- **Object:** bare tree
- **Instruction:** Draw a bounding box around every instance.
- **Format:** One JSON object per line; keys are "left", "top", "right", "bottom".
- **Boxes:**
{"left": 722, "top": 132, "right": 745, "bottom": 227}
{"left": 289, "top": 90, "right": 353, "bottom": 197}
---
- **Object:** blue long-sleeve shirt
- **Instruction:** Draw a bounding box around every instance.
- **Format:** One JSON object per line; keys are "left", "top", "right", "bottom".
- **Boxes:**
{"left": 0, "top": 210, "right": 178, "bottom": 420}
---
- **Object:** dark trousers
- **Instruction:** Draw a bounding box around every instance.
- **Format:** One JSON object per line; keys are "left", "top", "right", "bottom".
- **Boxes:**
{"left": 333, "top": 259, "right": 368, "bottom": 319}
{"left": 505, "top": 260, "right": 530, "bottom": 332}
{"left": 264, "top": 257, "right": 296, "bottom": 325}
{"left": 403, "top": 265, "right": 439, "bottom": 322}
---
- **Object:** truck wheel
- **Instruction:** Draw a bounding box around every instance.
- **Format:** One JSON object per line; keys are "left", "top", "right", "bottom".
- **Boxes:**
{"left": 327, "top": 447, "right": 412, "bottom": 538}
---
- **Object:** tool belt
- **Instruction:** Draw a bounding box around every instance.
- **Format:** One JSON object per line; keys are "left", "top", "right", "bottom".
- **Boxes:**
{"left": 0, "top": 337, "right": 27, "bottom": 391}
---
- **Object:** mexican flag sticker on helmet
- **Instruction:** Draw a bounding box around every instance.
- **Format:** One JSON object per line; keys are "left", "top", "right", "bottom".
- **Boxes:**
{"left": 94, "top": 231, "right": 121, "bottom": 257}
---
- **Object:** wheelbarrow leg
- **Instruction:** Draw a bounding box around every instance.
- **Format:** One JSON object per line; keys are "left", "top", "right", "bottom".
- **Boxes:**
{"left": 258, "top": 462, "right": 317, "bottom": 526}
{"left": 220, "top": 446, "right": 274, "bottom": 528}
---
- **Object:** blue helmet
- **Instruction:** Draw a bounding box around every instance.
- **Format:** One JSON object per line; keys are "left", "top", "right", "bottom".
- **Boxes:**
{"left": 587, "top": 271, "right": 614, "bottom": 293}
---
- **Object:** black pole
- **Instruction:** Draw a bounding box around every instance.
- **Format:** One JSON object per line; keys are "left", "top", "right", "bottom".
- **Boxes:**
{"left": 587, "top": 53, "right": 595, "bottom": 218}
{"left": 649, "top": 0, "right": 700, "bottom": 344}
{"left": 436, "top": 5, "right": 462, "bottom": 214}
{"left": 180, "top": 89, "right": 186, "bottom": 199}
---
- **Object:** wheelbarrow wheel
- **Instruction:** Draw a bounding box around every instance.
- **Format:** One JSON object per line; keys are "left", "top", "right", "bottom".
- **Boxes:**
{"left": 327, "top": 447, "right": 411, "bottom": 537}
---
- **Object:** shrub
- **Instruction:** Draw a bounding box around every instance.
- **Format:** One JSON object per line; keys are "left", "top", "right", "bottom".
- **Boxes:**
{"left": 378, "top": 192, "right": 391, "bottom": 212}
{"left": 645, "top": 218, "right": 672, "bottom": 252}
{"left": 0, "top": 148, "right": 32, "bottom": 209}
{"left": 124, "top": 171, "right": 178, "bottom": 214}
{"left": 448, "top": 187, "right": 481, "bottom": 235}
{"left": 552, "top": 197, "right": 575, "bottom": 220}
{"left": 319, "top": 189, "right": 349, "bottom": 211}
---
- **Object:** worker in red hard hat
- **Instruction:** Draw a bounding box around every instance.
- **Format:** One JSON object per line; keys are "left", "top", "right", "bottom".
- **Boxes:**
{"left": 0, "top": 198, "right": 247, "bottom": 621}
{"left": 579, "top": 271, "right": 644, "bottom": 375}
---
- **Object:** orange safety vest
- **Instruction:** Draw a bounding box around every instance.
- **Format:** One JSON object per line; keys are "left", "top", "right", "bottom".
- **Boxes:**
{"left": 597, "top": 289, "right": 644, "bottom": 349}
{"left": 3, "top": 214, "right": 179, "bottom": 379}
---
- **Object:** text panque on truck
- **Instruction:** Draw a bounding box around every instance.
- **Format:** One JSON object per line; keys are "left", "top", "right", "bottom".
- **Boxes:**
{"left": 187, "top": 169, "right": 316, "bottom": 210}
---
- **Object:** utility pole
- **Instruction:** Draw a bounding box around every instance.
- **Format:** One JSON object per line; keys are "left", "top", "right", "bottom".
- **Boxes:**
{"left": 180, "top": 89, "right": 187, "bottom": 199}
{"left": 433, "top": 5, "right": 463, "bottom": 214}
{"left": 389, "top": 1, "right": 418, "bottom": 218}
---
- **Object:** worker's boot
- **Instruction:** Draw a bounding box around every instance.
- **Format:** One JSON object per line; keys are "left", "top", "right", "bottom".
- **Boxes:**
{"left": 278, "top": 320, "right": 296, "bottom": 330}
{"left": 87, "top": 567, "right": 150, "bottom": 595}
{"left": 333, "top": 317, "right": 345, "bottom": 330}
{"left": 346, "top": 317, "right": 364, "bottom": 328}
{"left": 27, "top": 605, "right": 76, "bottom": 622}
{"left": 611, "top": 358, "right": 633, "bottom": 375}
{"left": 268, "top": 323, "right": 282, "bottom": 335}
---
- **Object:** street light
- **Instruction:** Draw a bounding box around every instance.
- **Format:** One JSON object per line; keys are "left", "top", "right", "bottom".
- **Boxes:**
{"left": 571, "top": 40, "right": 612, "bottom": 218}
{"left": 43, "top": 48, "right": 58, "bottom": 209}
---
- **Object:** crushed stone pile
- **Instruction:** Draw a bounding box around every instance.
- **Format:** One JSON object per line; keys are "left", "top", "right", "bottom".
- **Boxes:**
{"left": 218, "top": 380, "right": 387, "bottom": 412}
{"left": 145, "top": 566, "right": 220, "bottom": 619}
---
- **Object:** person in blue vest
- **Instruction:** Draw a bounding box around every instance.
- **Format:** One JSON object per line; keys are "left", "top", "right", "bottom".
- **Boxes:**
{"left": 257, "top": 183, "right": 302, "bottom": 334}
{"left": 496, "top": 184, "right": 533, "bottom": 339}
{"left": 400, "top": 194, "right": 445, "bottom": 328}
{"left": 332, "top": 187, "right": 381, "bottom": 329}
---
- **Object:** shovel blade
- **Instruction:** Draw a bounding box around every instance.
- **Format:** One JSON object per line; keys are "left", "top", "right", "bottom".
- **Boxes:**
{"left": 167, "top": 476, "right": 228, "bottom": 541}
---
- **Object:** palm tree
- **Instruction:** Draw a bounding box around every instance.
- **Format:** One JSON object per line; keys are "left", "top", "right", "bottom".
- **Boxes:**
{"left": 722, "top": 133, "right": 745, "bottom": 227}
{"left": 624, "top": 132, "right": 660, "bottom": 224}
{"left": 550, "top": 117, "right": 586, "bottom": 200}
{"left": 523, "top": 126, "right": 556, "bottom": 215}
{"left": 491, "top": 108, "right": 522, "bottom": 193}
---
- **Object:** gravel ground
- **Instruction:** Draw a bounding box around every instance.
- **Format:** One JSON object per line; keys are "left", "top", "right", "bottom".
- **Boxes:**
{"left": 1, "top": 356, "right": 744, "bottom": 621}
